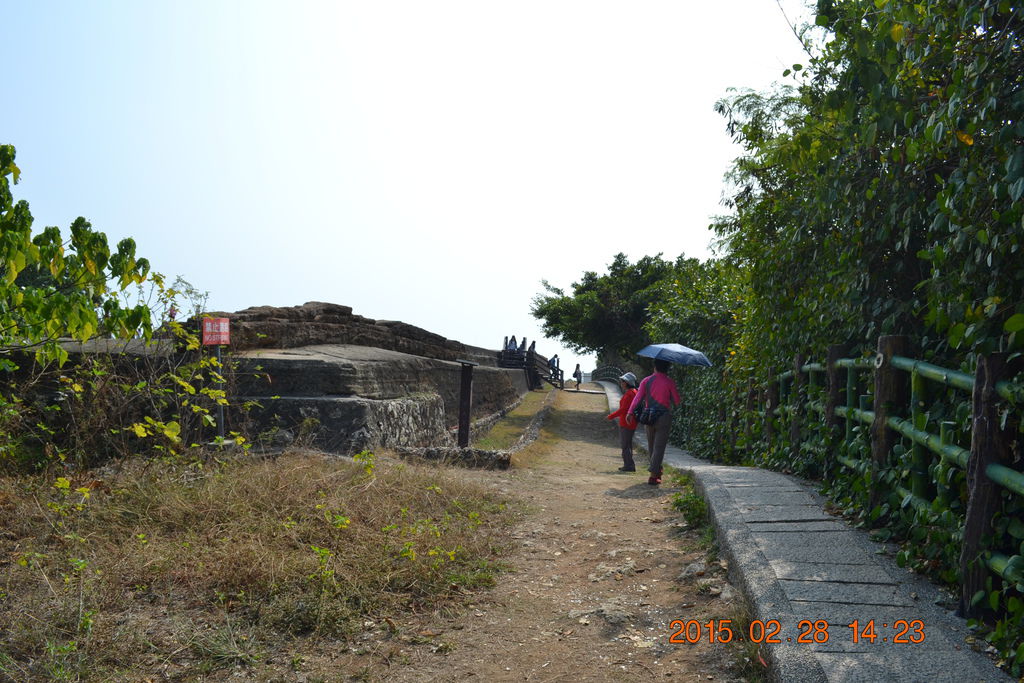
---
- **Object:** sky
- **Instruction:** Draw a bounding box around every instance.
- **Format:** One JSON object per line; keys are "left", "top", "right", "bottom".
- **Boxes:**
{"left": 6, "top": 1, "right": 812, "bottom": 373}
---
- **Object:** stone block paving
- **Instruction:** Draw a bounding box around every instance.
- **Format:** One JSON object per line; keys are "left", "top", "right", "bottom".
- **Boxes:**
{"left": 664, "top": 449, "right": 1012, "bottom": 682}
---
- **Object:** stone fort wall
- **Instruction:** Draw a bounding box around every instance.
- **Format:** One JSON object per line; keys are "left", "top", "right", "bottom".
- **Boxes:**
{"left": 207, "top": 302, "right": 540, "bottom": 455}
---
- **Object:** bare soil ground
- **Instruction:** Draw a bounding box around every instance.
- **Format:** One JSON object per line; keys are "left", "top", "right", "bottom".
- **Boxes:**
{"left": 304, "top": 387, "right": 756, "bottom": 682}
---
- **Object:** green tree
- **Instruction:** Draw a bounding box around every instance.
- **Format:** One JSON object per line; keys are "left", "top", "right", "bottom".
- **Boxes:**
{"left": 0, "top": 144, "right": 152, "bottom": 367}
{"left": 531, "top": 253, "right": 678, "bottom": 359}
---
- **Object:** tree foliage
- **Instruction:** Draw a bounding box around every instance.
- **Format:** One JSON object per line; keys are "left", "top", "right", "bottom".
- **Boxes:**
{"left": 1, "top": 144, "right": 152, "bottom": 367}
{"left": 715, "top": 0, "right": 1024, "bottom": 385}
{"left": 706, "top": 1, "right": 1024, "bottom": 670}
{"left": 531, "top": 253, "right": 678, "bottom": 359}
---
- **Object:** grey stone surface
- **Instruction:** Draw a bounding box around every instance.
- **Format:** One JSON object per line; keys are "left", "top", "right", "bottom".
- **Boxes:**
{"left": 231, "top": 343, "right": 531, "bottom": 453}
{"left": 731, "top": 489, "right": 825, "bottom": 505}
{"left": 232, "top": 344, "right": 527, "bottom": 421}
{"left": 813, "top": 651, "right": 1004, "bottom": 682}
{"left": 240, "top": 393, "right": 450, "bottom": 455}
{"left": 747, "top": 521, "right": 851, "bottom": 532}
{"left": 778, "top": 579, "right": 915, "bottom": 607}
{"left": 734, "top": 504, "right": 834, "bottom": 523}
{"left": 596, "top": 379, "right": 1012, "bottom": 683}
{"left": 752, "top": 531, "right": 880, "bottom": 564}
{"left": 770, "top": 561, "right": 898, "bottom": 584}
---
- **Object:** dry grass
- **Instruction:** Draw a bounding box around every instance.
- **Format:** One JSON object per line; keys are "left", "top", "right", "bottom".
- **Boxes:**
{"left": 0, "top": 450, "right": 521, "bottom": 681}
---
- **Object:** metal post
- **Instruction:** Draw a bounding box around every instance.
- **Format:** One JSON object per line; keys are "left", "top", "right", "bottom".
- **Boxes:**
{"left": 216, "top": 345, "right": 225, "bottom": 441}
{"left": 456, "top": 359, "right": 478, "bottom": 448}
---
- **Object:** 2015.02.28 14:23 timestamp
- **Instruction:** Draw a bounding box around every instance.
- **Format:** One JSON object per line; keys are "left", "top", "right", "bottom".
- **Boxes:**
{"left": 668, "top": 619, "right": 926, "bottom": 645}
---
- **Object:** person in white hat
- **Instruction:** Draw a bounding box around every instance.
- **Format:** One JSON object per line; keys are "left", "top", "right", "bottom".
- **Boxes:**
{"left": 606, "top": 372, "right": 639, "bottom": 472}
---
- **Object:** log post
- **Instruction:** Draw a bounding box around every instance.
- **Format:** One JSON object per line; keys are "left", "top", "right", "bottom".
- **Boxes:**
{"left": 870, "top": 335, "right": 909, "bottom": 510}
{"left": 744, "top": 378, "right": 755, "bottom": 447}
{"left": 790, "top": 354, "right": 805, "bottom": 463}
{"left": 959, "top": 353, "right": 1013, "bottom": 618}
{"left": 826, "top": 345, "right": 850, "bottom": 434}
{"left": 825, "top": 344, "right": 851, "bottom": 472}
{"left": 765, "top": 371, "right": 778, "bottom": 445}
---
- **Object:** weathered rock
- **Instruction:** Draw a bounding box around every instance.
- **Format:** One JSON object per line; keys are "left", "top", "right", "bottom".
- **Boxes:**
{"left": 239, "top": 393, "right": 450, "bottom": 455}
{"left": 230, "top": 344, "right": 529, "bottom": 429}
{"left": 678, "top": 560, "right": 708, "bottom": 582}
{"left": 197, "top": 302, "right": 498, "bottom": 366}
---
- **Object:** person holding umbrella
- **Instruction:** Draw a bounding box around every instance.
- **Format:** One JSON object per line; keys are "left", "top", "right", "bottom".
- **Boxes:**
{"left": 606, "top": 372, "right": 639, "bottom": 472}
{"left": 628, "top": 343, "right": 710, "bottom": 485}
{"left": 629, "top": 358, "right": 681, "bottom": 485}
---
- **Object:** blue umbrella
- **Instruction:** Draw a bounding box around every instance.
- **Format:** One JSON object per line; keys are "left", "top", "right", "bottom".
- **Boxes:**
{"left": 637, "top": 343, "right": 712, "bottom": 367}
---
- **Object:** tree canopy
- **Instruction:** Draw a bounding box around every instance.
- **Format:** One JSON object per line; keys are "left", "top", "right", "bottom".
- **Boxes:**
{"left": 0, "top": 144, "right": 152, "bottom": 367}
{"left": 530, "top": 253, "right": 679, "bottom": 360}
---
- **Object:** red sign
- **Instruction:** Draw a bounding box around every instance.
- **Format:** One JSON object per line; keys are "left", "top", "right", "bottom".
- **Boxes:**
{"left": 202, "top": 318, "right": 230, "bottom": 346}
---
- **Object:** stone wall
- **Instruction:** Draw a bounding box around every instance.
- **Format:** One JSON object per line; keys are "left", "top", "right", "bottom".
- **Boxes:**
{"left": 228, "top": 343, "right": 531, "bottom": 456}
{"left": 174, "top": 302, "right": 546, "bottom": 456}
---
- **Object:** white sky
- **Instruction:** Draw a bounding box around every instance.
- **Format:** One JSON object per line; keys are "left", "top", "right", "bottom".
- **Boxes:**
{"left": 6, "top": 1, "right": 811, "bottom": 373}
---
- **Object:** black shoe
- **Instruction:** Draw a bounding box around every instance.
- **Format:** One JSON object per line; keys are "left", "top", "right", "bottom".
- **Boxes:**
{"left": 618, "top": 466, "right": 636, "bottom": 472}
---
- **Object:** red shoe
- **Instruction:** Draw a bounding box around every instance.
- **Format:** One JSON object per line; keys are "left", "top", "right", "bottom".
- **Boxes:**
{"left": 648, "top": 474, "right": 661, "bottom": 485}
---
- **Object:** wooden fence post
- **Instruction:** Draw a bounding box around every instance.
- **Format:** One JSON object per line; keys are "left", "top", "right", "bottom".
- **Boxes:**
{"left": 790, "top": 354, "right": 805, "bottom": 463}
{"left": 870, "top": 335, "right": 909, "bottom": 510}
{"left": 826, "top": 344, "right": 851, "bottom": 470}
{"left": 744, "top": 378, "right": 755, "bottom": 448}
{"left": 959, "top": 353, "right": 1013, "bottom": 618}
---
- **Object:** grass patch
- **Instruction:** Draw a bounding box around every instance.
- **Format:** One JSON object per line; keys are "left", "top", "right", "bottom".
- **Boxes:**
{"left": 721, "top": 600, "right": 771, "bottom": 682}
{"left": 0, "top": 450, "right": 521, "bottom": 680}
{"left": 473, "top": 390, "right": 549, "bottom": 451}
{"left": 670, "top": 470, "right": 708, "bottom": 527}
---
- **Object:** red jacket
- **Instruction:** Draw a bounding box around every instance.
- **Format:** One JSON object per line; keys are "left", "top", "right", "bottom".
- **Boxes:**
{"left": 607, "top": 388, "right": 638, "bottom": 428}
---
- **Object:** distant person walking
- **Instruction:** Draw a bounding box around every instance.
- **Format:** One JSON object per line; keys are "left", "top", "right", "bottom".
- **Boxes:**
{"left": 628, "top": 358, "right": 680, "bottom": 485}
{"left": 606, "top": 372, "right": 639, "bottom": 472}
{"left": 572, "top": 364, "right": 583, "bottom": 390}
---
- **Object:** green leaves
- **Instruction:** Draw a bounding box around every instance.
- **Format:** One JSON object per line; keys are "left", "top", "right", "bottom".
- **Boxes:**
{"left": 1004, "top": 314, "right": 1024, "bottom": 334}
{"left": 0, "top": 145, "right": 153, "bottom": 365}
{"left": 532, "top": 253, "right": 677, "bottom": 358}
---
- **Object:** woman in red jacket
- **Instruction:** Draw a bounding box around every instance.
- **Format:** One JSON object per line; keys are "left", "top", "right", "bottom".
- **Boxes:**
{"left": 606, "top": 372, "right": 639, "bottom": 472}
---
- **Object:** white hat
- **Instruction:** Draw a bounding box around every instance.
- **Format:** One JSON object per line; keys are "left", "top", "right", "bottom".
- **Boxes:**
{"left": 619, "top": 372, "right": 638, "bottom": 388}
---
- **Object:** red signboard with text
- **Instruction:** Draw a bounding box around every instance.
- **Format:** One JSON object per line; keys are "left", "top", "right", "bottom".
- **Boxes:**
{"left": 202, "top": 318, "right": 230, "bottom": 346}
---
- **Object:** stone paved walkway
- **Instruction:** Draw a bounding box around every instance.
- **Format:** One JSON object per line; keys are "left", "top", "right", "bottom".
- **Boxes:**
{"left": 600, "top": 380, "right": 1011, "bottom": 683}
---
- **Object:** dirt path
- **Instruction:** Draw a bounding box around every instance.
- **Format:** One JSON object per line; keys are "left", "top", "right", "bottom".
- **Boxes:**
{"left": 379, "top": 387, "right": 752, "bottom": 682}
